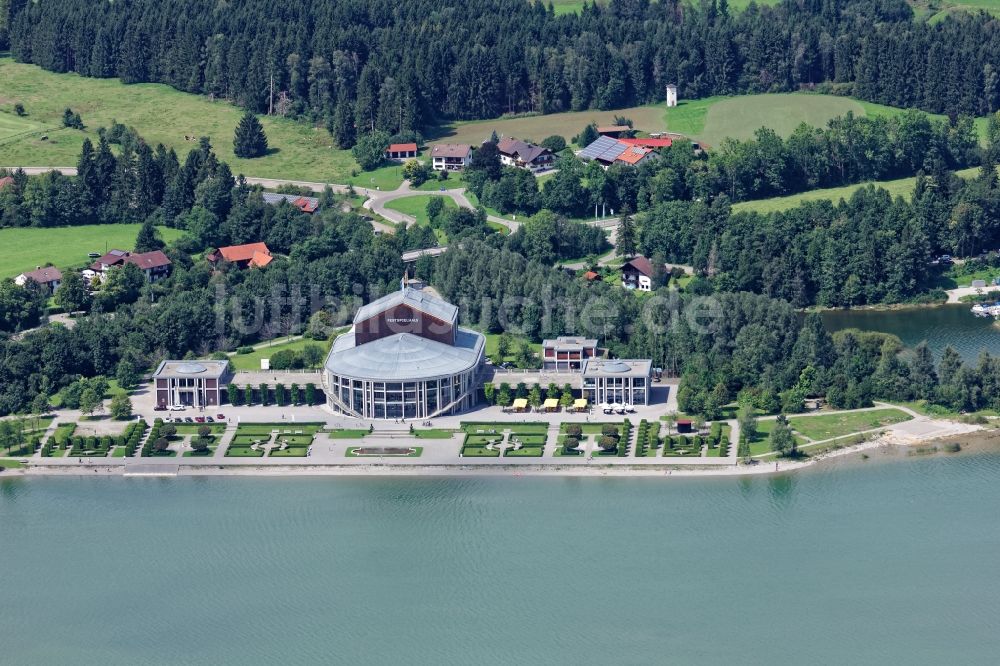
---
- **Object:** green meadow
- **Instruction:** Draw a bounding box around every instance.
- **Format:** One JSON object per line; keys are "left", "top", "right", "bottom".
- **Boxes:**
{"left": 0, "top": 224, "right": 185, "bottom": 278}
{"left": 0, "top": 57, "right": 356, "bottom": 183}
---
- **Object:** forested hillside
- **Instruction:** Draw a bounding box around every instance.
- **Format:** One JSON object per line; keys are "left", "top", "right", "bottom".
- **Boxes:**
{"left": 6, "top": 0, "right": 999, "bottom": 145}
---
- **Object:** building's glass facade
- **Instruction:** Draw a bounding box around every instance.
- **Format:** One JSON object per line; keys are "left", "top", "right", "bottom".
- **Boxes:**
{"left": 327, "top": 368, "right": 479, "bottom": 419}
{"left": 582, "top": 375, "right": 648, "bottom": 406}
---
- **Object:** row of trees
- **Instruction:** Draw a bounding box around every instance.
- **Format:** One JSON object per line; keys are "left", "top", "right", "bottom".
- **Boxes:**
{"left": 9, "top": 0, "right": 1000, "bottom": 143}
{"left": 226, "top": 382, "right": 320, "bottom": 406}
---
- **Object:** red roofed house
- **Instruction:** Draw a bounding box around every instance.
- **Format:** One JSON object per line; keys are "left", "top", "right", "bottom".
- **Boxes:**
{"left": 207, "top": 242, "right": 274, "bottom": 269}
{"left": 15, "top": 266, "right": 62, "bottom": 293}
{"left": 583, "top": 270, "right": 600, "bottom": 282}
{"left": 615, "top": 145, "right": 656, "bottom": 166}
{"left": 619, "top": 137, "right": 673, "bottom": 149}
{"left": 0, "top": 176, "right": 14, "bottom": 191}
{"left": 86, "top": 249, "right": 172, "bottom": 283}
{"left": 621, "top": 256, "right": 655, "bottom": 292}
{"left": 385, "top": 143, "right": 418, "bottom": 160}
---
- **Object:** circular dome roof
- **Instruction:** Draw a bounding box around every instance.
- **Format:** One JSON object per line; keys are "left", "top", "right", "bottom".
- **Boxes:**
{"left": 602, "top": 361, "right": 631, "bottom": 373}
{"left": 176, "top": 362, "right": 208, "bottom": 374}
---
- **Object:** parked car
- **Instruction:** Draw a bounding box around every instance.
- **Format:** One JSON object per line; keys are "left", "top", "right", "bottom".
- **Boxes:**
{"left": 194, "top": 417, "right": 205, "bottom": 423}
{"left": 153, "top": 405, "right": 166, "bottom": 411}
{"left": 169, "top": 405, "right": 184, "bottom": 412}
{"left": 216, "top": 414, "right": 226, "bottom": 420}
{"left": 184, "top": 417, "right": 194, "bottom": 423}
{"left": 205, "top": 416, "right": 214, "bottom": 423}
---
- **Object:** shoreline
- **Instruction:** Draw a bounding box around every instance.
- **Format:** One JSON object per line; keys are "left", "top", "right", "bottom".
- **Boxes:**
{"left": 7, "top": 427, "right": 997, "bottom": 480}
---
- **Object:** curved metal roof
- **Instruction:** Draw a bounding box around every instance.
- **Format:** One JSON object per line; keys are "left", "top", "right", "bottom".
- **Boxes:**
{"left": 325, "top": 328, "right": 484, "bottom": 381}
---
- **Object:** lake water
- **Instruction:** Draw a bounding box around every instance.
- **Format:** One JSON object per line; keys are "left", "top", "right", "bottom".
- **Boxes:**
{"left": 3, "top": 456, "right": 1000, "bottom": 664}
{"left": 822, "top": 303, "right": 1000, "bottom": 362}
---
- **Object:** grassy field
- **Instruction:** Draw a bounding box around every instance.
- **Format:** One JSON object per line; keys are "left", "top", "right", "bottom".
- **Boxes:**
{"left": 0, "top": 223, "right": 185, "bottom": 278}
{"left": 0, "top": 57, "right": 358, "bottom": 182}
{"left": 227, "top": 336, "right": 333, "bottom": 371}
{"left": 384, "top": 195, "right": 457, "bottom": 244}
{"left": 788, "top": 408, "right": 912, "bottom": 441}
{"left": 732, "top": 167, "right": 980, "bottom": 214}
{"left": 666, "top": 93, "right": 989, "bottom": 149}
{"left": 428, "top": 103, "right": 670, "bottom": 148}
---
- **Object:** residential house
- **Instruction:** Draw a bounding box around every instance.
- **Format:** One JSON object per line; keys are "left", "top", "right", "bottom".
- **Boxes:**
{"left": 579, "top": 136, "right": 658, "bottom": 168}
{"left": 497, "top": 137, "right": 554, "bottom": 172}
{"left": 621, "top": 256, "right": 655, "bottom": 291}
{"left": 583, "top": 270, "right": 601, "bottom": 282}
{"left": 0, "top": 175, "right": 14, "bottom": 191}
{"left": 85, "top": 249, "right": 172, "bottom": 283}
{"left": 15, "top": 266, "right": 62, "bottom": 293}
{"left": 431, "top": 144, "right": 473, "bottom": 171}
{"left": 207, "top": 242, "right": 274, "bottom": 269}
{"left": 261, "top": 192, "right": 319, "bottom": 213}
{"left": 385, "top": 143, "right": 418, "bottom": 160}
{"left": 542, "top": 336, "right": 599, "bottom": 372}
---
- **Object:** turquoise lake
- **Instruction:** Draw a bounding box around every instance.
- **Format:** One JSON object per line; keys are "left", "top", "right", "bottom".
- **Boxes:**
{"left": 2, "top": 456, "right": 1000, "bottom": 664}
{"left": 822, "top": 303, "right": 1000, "bottom": 362}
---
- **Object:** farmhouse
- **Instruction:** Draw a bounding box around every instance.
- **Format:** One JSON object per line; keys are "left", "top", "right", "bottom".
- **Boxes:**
{"left": 207, "top": 242, "right": 273, "bottom": 269}
{"left": 324, "top": 286, "right": 485, "bottom": 419}
{"left": 579, "top": 136, "right": 658, "bottom": 168}
{"left": 15, "top": 266, "right": 62, "bottom": 293}
{"left": 86, "top": 249, "right": 172, "bottom": 283}
{"left": 582, "top": 359, "right": 652, "bottom": 406}
{"left": 385, "top": 142, "right": 418, "bottom": 160}
{"left": 431, "top": 144, "right": 473, "bottom": 171}
{"left": 621, "top": 256, "right": 655, "bottom": 291}
{"left": 261, "top": 192, "right": 319, "bottom": 213}
{"left": 497, "top": 137, "right": 554, "bottom": 172}
{"left": 152, "top": 360, "right": 232, "bottom": 409}
{"left": 542, "top": 336, "right": 599, "bottom": 372}
{"left": 597, "top": 125, "right": 632, "bottom": 138}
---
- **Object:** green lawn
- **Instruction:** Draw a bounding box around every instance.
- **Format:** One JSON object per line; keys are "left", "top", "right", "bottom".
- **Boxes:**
{"left": 482, "top": 333, "right": 542, "bottom": 366}
{"left": 503, "top": 446, "right": 544, "bottom": 457}
{"left": 354, "top": 162, "right": 406, "bottom": 192}
{"left": 428, "top": 102, "right": 670, "bottom": 148}
{"left": 171, "top": 424, "right": 226, "bottom": 435}
{"left": 227, "top": 336, "right": 332, "bottom": 371}
{"left": 732, "top": 167, "right": 980, "bottom": 214}
{"left": 787, "top": 408, "right": 912, "bottom": 441}
{"left": 0, "top": 57, "right": 359, "bottom": 182}
{"left": 0, "top": 109, "right": 46, "bottom": 141}
{"left": 0, "top": 223, "right": 185, "bottom": 278}
{"left": 225, "top": 445, "right": 265, "bottom": 458}
{"left": 460, "top": 445, "right": 501, "bottom": 457}
{"left": 0, "top": 459, "right": 25, "bottom": 469}
{"left": 412, "top": 429, "right": 456, "bottom": 439}
{"left": 383, "top": 195, "right": 457, "bottom": 244}
{"left": 666, "top": 93, "right": 989, "bottom": 150}
{"left": 412, "top": 173, "right": 469, "bottom": 191}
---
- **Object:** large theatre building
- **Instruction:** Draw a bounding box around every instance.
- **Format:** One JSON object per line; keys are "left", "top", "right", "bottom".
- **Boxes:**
{"left": 324, "top": 288, "right": 485, "bottom": 419}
